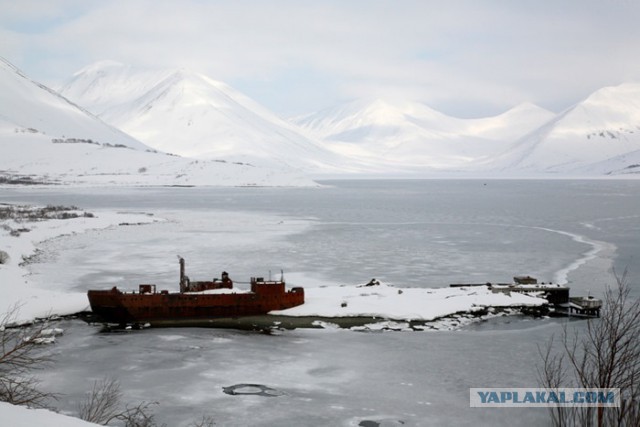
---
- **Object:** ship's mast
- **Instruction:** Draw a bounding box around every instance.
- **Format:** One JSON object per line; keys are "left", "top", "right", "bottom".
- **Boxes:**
{"left": 179, "top": 256, "right": 186, "bottom": 292}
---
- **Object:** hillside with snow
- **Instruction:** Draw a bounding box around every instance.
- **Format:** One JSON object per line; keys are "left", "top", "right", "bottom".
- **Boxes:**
{"left": 5, "top": 54, "right": 639, "bottom": 179}
{"left": 58, "top": 62, "right": 350, "bottom": 173}
{"left": 293, "top": 98, "right": 555, "bottom": 170}
{"left": 488, "top": 83, "right": 640, "bottom": 175}
{"left": 0, "top": 58, "right": 148, "bottom": 151}
{"left": 0, "top": 58, "right": 317, "bottom": 187}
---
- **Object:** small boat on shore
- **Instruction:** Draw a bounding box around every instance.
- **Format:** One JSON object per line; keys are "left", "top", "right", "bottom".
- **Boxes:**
{"left": 87, "top": 257, "right": 305, "bottom": 326}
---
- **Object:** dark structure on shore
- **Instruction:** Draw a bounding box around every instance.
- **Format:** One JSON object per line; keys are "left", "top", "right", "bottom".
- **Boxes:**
{"left": 450, "top": 275, "right": 601, "bottom": 317}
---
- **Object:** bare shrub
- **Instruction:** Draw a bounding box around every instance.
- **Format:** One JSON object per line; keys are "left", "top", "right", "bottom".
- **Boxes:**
{"left": 0, "top": 203, "right": 93, "bottom": 222}
{"left": 188, "top": 415, "right": 216, "bottom": 427}
{"left": 78, "top": 378, "right": 122, "bottom": 424}
{"left": 0, "top": 304, "right": 57, "bottom": 408}
{"left": 0, "top": 376, "right": 53, "bottom": 409}
{"left": 0, "top": 250, "right": 9, "bottom": 264}
{"left": 78, "top": 378, "right": 218, "bottom": 426}
{"left": 78, "top": 377, "right": 160, "bottom": 426}
{"left": 538, "top": 270, "right": 640, "bottom": 426}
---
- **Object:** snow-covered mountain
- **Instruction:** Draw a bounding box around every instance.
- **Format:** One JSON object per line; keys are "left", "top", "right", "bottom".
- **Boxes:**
{"left": 0, "top": 58, "right": 148, "bottom": 151}
{"left": 0, "top": 58, "right": 316, "bottom": 187}
{"left": 491, "top": 83, "right": 640, "bottom": 174}
{"left": 58, "top": 62, "right": 346, "bottom": 172}
{"left": 7, "top": 54, "right": 638, "bottom": 179}
{"left": 293, "top": 98, "right": 555, "bottom": 169}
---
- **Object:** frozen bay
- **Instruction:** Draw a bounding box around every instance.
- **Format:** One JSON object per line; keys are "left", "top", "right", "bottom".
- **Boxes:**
{"left": 1, "top": 179, "right": 639, "bottom": 426}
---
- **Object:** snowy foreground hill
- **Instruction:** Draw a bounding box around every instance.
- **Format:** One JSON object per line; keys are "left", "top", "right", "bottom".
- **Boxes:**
{"left": 0, "top": 58, "right": 317, "bottom": 187}
{"left": 0, "top": 402, "right": 100, "bottom": 427}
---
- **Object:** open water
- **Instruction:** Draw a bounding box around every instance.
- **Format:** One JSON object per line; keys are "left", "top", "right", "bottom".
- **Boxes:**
{"left": 1, "top": 179, "right": 639, "bottom": 426}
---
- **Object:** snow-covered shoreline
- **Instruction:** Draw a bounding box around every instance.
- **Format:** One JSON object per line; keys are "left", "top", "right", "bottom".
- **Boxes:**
{"left": 271, "top": 283, "right": 546, "bottom": 326}
{"left": 0, "top": 203, "right": 159, "bottom": 323}
{"left": 1, "top": 202, "right": 549, "bottom": 328}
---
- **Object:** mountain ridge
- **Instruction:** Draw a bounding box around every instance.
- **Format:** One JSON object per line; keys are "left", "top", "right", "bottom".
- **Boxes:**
{"left": 0, "top": 57, "right": 149, "bottom": 151}
{"left": 292, "top": 98, "right": 556, "bottom": 170}
{"left": 492, "top": 82, "right": 640, "bottom": 173}
{"left": 0, "top": 57, "right": 317, "bottom": 187}
{"left": 59, "top": 62, "right": 348, "bottom": 172}
{"left": 5, "top": 56, "right": 640, "bottom": 178}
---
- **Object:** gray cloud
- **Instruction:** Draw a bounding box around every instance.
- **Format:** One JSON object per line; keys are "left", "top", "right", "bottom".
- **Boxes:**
{"left": 2, "top": 0, "right": 640, "bottom": 117}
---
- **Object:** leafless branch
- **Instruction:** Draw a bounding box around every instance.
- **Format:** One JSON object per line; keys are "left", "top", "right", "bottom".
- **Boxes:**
{"left": 78, "top": 377, "right": 123, "bottom": 424}
{"left": 538, "top": 270, "right": 640, "bottom": 426}
{"left": 188, "top": 415, "right": 216, "bottom": 427}
{"left": 0, "top": 304, "right": 57, "bottom": 408}
{"left": 78, "top": 377, "right": 161, "bottom": 427}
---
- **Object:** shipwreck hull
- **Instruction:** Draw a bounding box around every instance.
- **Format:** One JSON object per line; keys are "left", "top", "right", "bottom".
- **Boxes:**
{"left": 87, "top": 287, "right": 305, "bottom": 325}
{"left": 87, "top": 258, "right": 305, "bottom": 326}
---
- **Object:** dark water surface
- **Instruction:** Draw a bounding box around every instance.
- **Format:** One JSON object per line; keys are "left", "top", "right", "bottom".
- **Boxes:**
{"left": 1, "top": 179, "right": 639, "bottom": 426}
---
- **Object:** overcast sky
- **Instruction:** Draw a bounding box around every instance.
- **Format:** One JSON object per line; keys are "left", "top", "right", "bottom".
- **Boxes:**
{"left": 2, "top": 0, "right": 640, "bottom": 117}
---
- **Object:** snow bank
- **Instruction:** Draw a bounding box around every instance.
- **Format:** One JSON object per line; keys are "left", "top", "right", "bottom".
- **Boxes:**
{"left": 272, "top": 283, "right": 546, "bottom": 321}
{"left": 0, "top": 402, "right": 100, "bottom": 427}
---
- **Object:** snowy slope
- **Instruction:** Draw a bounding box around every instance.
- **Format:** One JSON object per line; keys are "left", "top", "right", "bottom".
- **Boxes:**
{"left": 0, "top": 58, "right": 148, "bottom": 151}
{"left": 293, "top": 98, "right": 554, "bottom": 169}
{"left": 573, "top": 147, "right": 640, "bottom": 176}
{"left": 461, "top": 102, "right": 557, "bottom": 142}
{"left": 0, "top": 58, "right": 317, "bottom": 187}
{"left": 492, "top": 83, "right": 640, "bottom": 173}
{"left": 59, "top": 62, "right": 347, "bottom": 172}
{"left": 0, "top": 131, "right": 317, "bottom": 187}
{"left": 0, "top": 402, "right": 100, "bottom": 427}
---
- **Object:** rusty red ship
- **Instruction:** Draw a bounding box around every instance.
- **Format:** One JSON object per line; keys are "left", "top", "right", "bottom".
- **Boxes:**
{"left": 87, "top": 257, "right": 304, "bottom": 326}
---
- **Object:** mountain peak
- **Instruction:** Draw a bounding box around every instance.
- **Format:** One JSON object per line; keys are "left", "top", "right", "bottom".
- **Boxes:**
{"left": 59, "top": 62, "right": 343, "bottom": 170}
{"left": 73, "top": 60, "right": 127, "bottom": 76}
{"left": 494, "top": 81, "right": 640, "bottom": 172}
{"left": 508, "top": 102, "right": 552, "bottom": 114}
{"left": 581, "top": 81, "right": 640, "bottom": 110}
